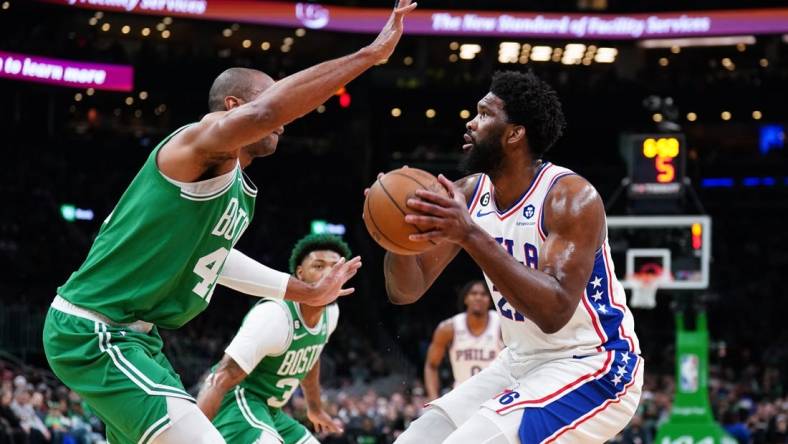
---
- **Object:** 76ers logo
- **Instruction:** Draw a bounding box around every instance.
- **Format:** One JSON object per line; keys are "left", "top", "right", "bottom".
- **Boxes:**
{"left": 498, "top": 390, "right": 521, "bottom": 405}
{"left": 523, "top": 204, "right": 535, "bottom": 219}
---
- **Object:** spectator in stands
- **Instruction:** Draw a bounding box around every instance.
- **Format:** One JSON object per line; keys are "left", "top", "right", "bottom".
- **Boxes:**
{"left": 10, "top": 387, "right": 50, "bottom": 443}
{"left": 723, "top": 408, "right": 751, "bottom": 444}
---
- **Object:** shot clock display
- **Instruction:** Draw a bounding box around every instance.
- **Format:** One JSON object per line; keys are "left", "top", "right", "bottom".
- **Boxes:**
{"left": 623, "top": 134, "right": 686, "bottom": 198}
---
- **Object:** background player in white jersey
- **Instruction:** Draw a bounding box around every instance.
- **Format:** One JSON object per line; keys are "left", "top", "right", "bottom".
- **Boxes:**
{"left": 384, "top": 71, "right": 643, "bottom": 443}
{"left": 424, "top": 280, "right": 502, "bottom": 400}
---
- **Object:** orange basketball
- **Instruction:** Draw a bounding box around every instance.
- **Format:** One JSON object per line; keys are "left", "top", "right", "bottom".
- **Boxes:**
{"left": 363, "top": 167, "right": 450, "bottom": 255}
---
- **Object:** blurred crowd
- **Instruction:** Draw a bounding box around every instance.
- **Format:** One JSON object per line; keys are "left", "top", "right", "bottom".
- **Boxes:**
{"left": 4, "top": 353, "right": 786, "bottom": 444}
{"left": 0, "top": 364, "right": 104, "bottom": 444}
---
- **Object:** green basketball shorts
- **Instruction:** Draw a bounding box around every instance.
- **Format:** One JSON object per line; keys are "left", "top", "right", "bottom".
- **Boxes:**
{"left": 43, "top": 300, "right": 195, "bottom": 444}
{"left": 212, "top": 386, "right": 312, "bottom": 444}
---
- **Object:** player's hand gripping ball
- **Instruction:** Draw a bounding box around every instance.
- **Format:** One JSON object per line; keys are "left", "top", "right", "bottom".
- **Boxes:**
{"left": 363, "top": 167, "right": 450, "bottom": 255}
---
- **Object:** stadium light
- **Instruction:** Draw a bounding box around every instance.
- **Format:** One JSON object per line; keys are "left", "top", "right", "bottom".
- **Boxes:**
{"left": 530, "top": 46, "right": 551, "bottom": 62}
{"left": 498, "top": 42, "right": 520, "bottom": 64}
{"left": 459, "top": 44, "right": 482, "bottom": 60}
{"left": 562, "top": 43, "right": 585, "bottom": 65}
{"left": 594, "top": 47, "right": 617, "bottom": 63}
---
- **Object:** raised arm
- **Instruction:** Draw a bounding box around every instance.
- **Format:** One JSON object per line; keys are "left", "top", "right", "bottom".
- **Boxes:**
{"left": 382, "top": 174, "right": 480, "bottom": 304}
{"left": 180, "top": 0, "right": 416, "bottom": 157}
{"left": 406, "top": 175, "right": 605, "bottom": 334}
{"left": 424, "top": 320, "right": 454, "bottom": 400}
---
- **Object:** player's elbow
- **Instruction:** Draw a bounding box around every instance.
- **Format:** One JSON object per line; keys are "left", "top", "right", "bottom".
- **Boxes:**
{"left": 534, "top": 297, "right": 576, "bottom": 334}
{"left": 212, "top": 370, "right": 242, "bottom": 392}
{"left": 387, "top": 290, "right": 418, "bottom": 305}
{"left": 535, "top": 318, "right": 567, "bottom": 335}
{"left": 385, "top": 281, "right": 423, "bottom": 305}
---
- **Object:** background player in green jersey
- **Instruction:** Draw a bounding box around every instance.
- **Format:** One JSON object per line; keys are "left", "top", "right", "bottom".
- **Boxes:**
{"left": 43, "top": 2, "right": 417, "bottom": 444}
{"left": 197, "top": 234, "right": 351, "bottom": 444}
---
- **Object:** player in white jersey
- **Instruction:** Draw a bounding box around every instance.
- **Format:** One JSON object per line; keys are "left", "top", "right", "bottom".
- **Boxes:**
{"left": 384, "top": 71, "right": 642, "bottom": 443}
{"left": 424, "top": 280, "right": 503, "bottom": 400}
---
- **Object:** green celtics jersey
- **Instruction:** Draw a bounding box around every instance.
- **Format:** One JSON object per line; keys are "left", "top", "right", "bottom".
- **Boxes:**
{"left": 241, "top": 300, "right": 331, "bottom": 408}
{"left": 58, "top": 124, "right": 257, "bottom": 329}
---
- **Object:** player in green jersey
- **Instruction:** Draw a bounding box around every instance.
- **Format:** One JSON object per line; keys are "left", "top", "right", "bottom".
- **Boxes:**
{"left": 197, "top": 234, "right": 352, "bottom": 444}
{"left": 42, "top": 2, "right": 417, "bottom": 444}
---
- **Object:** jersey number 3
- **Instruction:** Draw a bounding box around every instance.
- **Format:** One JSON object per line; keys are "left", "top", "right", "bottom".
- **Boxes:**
{"left": 267, "top": 378, "right": 300, "bottom": 408}
{"left": 192, "top": 247, "right": 230, "bottom": 302}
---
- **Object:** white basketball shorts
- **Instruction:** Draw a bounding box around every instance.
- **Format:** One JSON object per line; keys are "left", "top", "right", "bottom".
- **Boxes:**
{"left": 427, "top": 348, "right": 643, "bottom": 443}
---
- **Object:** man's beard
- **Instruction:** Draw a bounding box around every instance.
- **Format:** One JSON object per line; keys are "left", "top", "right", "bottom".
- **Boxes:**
{"left": 460, "top": 129, "right": 505, "bottom": 176}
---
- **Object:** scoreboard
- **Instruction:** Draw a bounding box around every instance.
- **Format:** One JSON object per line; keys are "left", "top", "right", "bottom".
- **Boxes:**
{"left": 622, "top": 133, "right": 686, "bottom": 198}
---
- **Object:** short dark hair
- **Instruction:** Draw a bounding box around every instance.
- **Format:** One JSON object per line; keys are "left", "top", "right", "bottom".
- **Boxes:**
{"left": 288, "top": 234, "right": 352, "bottom": 274}
{"left": 489, "top": 70, "right": 566, "bottom": 158}
{"left": 207, "top": 67, "right": 268, "bottom": 112}
{"left": 456, "top": 280, "right": 490, "bottom": 310}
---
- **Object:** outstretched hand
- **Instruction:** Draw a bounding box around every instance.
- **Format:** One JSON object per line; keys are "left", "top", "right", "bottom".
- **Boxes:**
{"left": 404, "top": 174, "right": 476, "bottom": 245}
{"left": 304, "top": 256, "right": 362, "bottom": 307}
{"left": 367, "top": 0, "right": 418, "bottom": 62}
{"left": 308, "top": 408, "right": 344, "bottom": 435}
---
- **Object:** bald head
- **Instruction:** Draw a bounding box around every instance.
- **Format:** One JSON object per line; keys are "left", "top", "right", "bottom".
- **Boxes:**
{"left": 208, "top": 67, "right": 274, "bottom": 112}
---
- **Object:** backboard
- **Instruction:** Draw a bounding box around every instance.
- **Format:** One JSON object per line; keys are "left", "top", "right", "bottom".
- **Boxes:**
{"left": 607, "top": 215, "right": 711, "bottom": 292}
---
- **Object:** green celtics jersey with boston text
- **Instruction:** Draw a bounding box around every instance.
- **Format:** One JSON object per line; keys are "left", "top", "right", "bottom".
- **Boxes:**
{"left": 57, "top": 124, "right": 256, "bottom": 329}
{"left": 242, "top": 300, "right": 329, "bottom": 408}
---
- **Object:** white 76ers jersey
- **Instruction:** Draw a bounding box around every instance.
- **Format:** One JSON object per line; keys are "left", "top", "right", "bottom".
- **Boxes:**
{"left": 467, "top": 162, "right": 640, "bottom": 360}
{"left": 448, "top": 311, "right": 502, "bottom": 385}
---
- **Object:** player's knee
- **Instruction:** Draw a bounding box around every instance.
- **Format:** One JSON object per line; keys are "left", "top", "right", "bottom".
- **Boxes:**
{"left": 151, "top": 397, "right": 225, "bottom": 444}
{"left": 394, "top": 408, "right": 455, "bottom": 444}
{"left": 443, "top": 412, "right": 509, "bottom": 444}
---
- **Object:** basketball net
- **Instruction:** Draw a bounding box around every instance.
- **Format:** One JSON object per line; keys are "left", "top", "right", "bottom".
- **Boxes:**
{"left": 629, "top": 272, "right": 664, "bottom": 309}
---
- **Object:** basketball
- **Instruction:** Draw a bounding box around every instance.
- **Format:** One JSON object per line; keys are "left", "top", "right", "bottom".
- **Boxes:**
{"left": 363, "top": 167, "right": 450, "bottom": 255}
